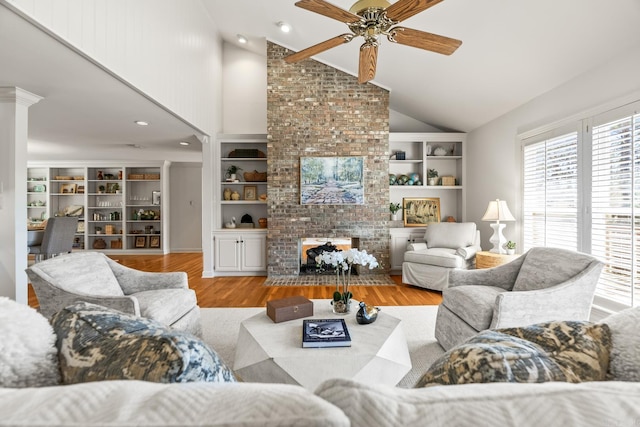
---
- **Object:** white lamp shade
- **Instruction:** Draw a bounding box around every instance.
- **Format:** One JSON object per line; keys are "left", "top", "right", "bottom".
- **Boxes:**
{"left": 481, "top": 199, "right": 515, "bottom": 222}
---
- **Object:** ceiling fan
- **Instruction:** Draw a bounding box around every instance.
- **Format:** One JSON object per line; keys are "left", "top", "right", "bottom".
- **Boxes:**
{"left": 285, "top": 0, "right": 462, "bottom": 84}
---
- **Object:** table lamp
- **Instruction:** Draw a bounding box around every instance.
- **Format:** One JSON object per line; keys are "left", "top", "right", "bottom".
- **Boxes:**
{"left": 481, "top": 199, "right": 515, "bottom": 254}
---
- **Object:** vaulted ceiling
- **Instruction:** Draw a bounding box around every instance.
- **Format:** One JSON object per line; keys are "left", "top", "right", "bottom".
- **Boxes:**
{"left": 203, "top": 0, "right": 640, "bottom": 132}
{"left": 1, "top": 0, "right": 640, "bottom": 160}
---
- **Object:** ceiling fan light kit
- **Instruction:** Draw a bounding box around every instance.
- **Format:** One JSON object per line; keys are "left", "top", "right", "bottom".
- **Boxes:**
{"left": 285, "top": 0, "right": 462, "bottom": 84}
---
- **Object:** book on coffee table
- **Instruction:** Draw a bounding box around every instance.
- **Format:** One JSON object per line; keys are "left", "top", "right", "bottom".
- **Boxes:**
{"left": 302, "top": 319, "right": 351, "bottom": 348}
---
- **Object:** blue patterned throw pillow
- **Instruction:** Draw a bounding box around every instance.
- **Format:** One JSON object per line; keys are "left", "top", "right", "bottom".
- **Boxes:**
{"left": 52, "top": 302, "right": 235, "bottom": 384}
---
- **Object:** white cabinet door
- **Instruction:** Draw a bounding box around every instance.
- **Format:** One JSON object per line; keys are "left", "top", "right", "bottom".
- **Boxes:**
{"left": 241, "top": 234, "right": 267, "bottom": 271}
{"left": 214, "top": 234, "right": 241, "bottom": 271}
{"left": 389, "top": 229, "right": 425, "bottom": 272}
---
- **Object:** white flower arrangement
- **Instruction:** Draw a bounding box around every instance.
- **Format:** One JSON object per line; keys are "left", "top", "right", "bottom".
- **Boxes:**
{"left": 315, "top": 248, "right": 379, "bottom": 272}
{"left": 315, "top": 248, "right": 379, "bottom": 312}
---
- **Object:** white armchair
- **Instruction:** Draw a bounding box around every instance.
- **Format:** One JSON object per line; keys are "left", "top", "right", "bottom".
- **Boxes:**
{"left": 402, "top": 222, "right": 481, "bottom": 291}
{"left": 26, "top": 251, "right": 202, "bottom": 337}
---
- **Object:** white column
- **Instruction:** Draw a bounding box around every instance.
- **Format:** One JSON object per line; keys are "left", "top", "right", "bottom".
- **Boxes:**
{"left": 0, "top": 87, "right": 42, "bottom": 302}
{"left": 201, "top": 135, "right": 214, "bottom": 277}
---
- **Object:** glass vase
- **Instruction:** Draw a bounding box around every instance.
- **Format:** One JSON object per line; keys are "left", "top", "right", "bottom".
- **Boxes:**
{"left": 332, "top": 298, "right": 351, "bottom": 314}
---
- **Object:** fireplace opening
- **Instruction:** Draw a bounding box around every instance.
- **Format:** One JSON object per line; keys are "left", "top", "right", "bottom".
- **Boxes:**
{"left": 299, "top": 237, "right": 359, "bottom": 275}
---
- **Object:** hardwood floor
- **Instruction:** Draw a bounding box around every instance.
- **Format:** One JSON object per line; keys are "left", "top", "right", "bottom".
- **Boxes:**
{"left": 28, "top": 252, "right": 442, "bottom": 308}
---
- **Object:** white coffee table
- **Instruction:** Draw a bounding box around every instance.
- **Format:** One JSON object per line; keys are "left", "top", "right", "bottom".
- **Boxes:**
{"left": 233, "top": 299, "right": 411, "bottom": 390}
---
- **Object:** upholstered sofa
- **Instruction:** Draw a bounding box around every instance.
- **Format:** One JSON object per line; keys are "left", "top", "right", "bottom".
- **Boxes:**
{"left": 402, "top": 222, "right": 481, "bottom": 291}
{"left": 1, "top": 297, "right": 639, "bottom": 427}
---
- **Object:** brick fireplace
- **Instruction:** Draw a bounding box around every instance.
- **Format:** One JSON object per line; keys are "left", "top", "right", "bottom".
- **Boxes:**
{"left": 266, "top": 42, "right": 390, "bottom": 277}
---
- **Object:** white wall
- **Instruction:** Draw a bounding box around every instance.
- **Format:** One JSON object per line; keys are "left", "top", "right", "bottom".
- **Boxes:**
{"left": 6, "top": 0, "right": 222, "bottom": 136}
{"left": 222, "top": 42, "right": 267, "bottom": 133}
{"left": 170, "top": 162, "right": 202, "bottom": 252}
{"left": 467, "top": 44, "right": 640, "bottom": 250}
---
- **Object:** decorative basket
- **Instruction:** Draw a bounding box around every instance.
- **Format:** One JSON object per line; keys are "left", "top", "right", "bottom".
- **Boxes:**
{"left": 105, "top": 225, "right": 115, "bottom": 235}
{"left": 441, "top": 176, "right": 456, "bottom": 186}
{"left": 55, "top": 176, "right": 72, "bottom": 180}
{"left": 128, "top": 174, "right": 144, "bottom": 180}
{"left": 244, "top": 171, "right": 267, "bottom": 182}
{"left": 110, "top": 238, "right": 123, "bottom": 249}
{"left": 144, "top": 174, "right": 160, "bottom": 180}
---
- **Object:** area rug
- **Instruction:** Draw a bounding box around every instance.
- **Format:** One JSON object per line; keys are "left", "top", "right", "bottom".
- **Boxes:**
{"left": 264, "top": 274, "right": 397, "bottom": 286}
{"left": 200, "top": 303, "right": 444, "bottom": 388}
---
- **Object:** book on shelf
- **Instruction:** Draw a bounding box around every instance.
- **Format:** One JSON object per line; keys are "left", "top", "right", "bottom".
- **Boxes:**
{"left": 302, "top": 319, "right": 351, "bottom": 348}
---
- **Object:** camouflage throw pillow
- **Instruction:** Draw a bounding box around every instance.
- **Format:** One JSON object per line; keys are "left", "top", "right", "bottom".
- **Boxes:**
{"left": 417, "top": 321, "right": 611, "bottom": 388}
{"left": 52, "top": 302, "right": 236, "bottom": 384}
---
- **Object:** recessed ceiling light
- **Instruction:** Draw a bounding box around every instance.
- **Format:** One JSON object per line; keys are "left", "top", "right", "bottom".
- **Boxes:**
{"left": 179, "top": 141, "right": 190, "bottom": 146}
{"left": 237, "top": 34, "right": 248, "bottom": 44}
{"left": 134, "top": 120, "right": 149, "bottom": 126}
{"left": 277, "top": 22, "right": 291, "bottom": 33}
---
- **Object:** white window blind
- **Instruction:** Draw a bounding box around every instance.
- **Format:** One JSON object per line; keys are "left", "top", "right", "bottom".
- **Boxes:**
{"left": 522, "top": 132, "right": 579, "bottom": 252}
{"left": 591, "top": 111, "right": 640, "bottom": 307}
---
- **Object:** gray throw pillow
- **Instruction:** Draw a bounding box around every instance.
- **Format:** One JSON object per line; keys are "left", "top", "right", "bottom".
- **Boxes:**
{"left": 52, "top": 302, "right": 235, "bottom": 384}
{"left": 599, "top": 306, "right": 640, "bottom": 381}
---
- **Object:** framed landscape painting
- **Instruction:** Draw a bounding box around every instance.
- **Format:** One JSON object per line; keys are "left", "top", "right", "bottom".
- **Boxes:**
{"left": 300, "top": 157, "right": 364, "bottom": 205}
{"left": 403, "top": 197, "right": 441, "bottom": 227}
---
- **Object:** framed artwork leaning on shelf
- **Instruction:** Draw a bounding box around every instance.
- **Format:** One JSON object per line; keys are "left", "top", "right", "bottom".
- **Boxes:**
{"left": 403, "top": 197, "right": 441, "bottom": 227}
{"left": 243, "top": 185, "right": 257, "bottom": 201}
{"left": 60, "top": 183, "right": 77, "bottom": 194}
{"left": 135, "top": 236, "right": 147, "bottom": 248}
{"left": 149, "top": 236, "right": 160, "bottom": 248}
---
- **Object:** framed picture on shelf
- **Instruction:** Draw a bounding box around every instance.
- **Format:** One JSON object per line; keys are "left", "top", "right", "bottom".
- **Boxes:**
{"left": 60, "top": 183, "right": 77, "bottom": 194}
{"left": 152, "top": 191, "right": 161, "bottom": 205}
{"left": 135, "top": 236, "right": 147, "bottom": 248}
{"left": 149, "top": 235, "right": 161, "bottom": 248}
{"left": 403, "top": 197, "right": 441, "bottom": 227}
{"left": 243, "top": 185, "right": 257, "bottom": 201}
{"left": 300, "top": 156, "right": 364, "bottom": 205}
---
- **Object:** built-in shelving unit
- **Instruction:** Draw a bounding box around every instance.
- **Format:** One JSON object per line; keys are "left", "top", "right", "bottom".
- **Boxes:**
{"left": 213, "top": 134, "right": 268, "bottom": 276}
{"left": 389, "top": 132, "right": 466, "bottom": 223}
{"left": 27, "top": 161, "right": 169, "bottom": 254}
{"left": 215, "top": 134, "right": 268, "bottom": 230}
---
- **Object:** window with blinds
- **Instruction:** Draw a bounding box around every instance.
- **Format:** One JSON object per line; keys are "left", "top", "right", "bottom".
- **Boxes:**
{"left": 522, "top": 132, "right": 578, "bottom": 252}
{"left": 521, "top": 101, "right": 640, "bottom": 308}
{"left": 591, "top": 111, "right": 640, "bottom": 307}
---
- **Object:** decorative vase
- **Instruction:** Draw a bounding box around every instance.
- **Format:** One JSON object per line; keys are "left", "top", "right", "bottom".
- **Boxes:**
{"left": 506, "top": 248, "right": 515, "bottom": 255}
{"left": 332, "top": 298, "right": 351, "bottom": 314}
{"left": 391, "top": 212, "right": 401, "bottom": 221}
{"left": 231, "top": 191, "right": 240, "bottom": 200}
{"left": 223, "top": 188, "right": 231, "bottom": 200}
{"left": 428, "top": 178, "right": 437, "bottom": 186}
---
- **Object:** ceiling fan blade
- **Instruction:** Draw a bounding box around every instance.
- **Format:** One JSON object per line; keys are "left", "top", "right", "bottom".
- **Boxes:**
{"left": 358, "top": 42, "right": 378, "bottom": 84}
{"left": 295, "top": 0, "right": 361, "bottom": 23}
{"left": 388, "top": 26, "right": 461, "bottom": 55}
{"left": 384, "top": 0, "right": 443, "bottom": 22}
{"left": 285, "top": 34, "right": 354, "bottom": 63}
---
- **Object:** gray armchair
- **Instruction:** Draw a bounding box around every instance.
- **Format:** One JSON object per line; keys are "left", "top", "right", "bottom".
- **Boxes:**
{"left": 402, "top": 222, "right": 481, "bottom": 291}
{"left": 435, "top": 247, "right": 603, "bottom": 350}
{"left": 26, "top": 251, "right": 202, "bottom": 337}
